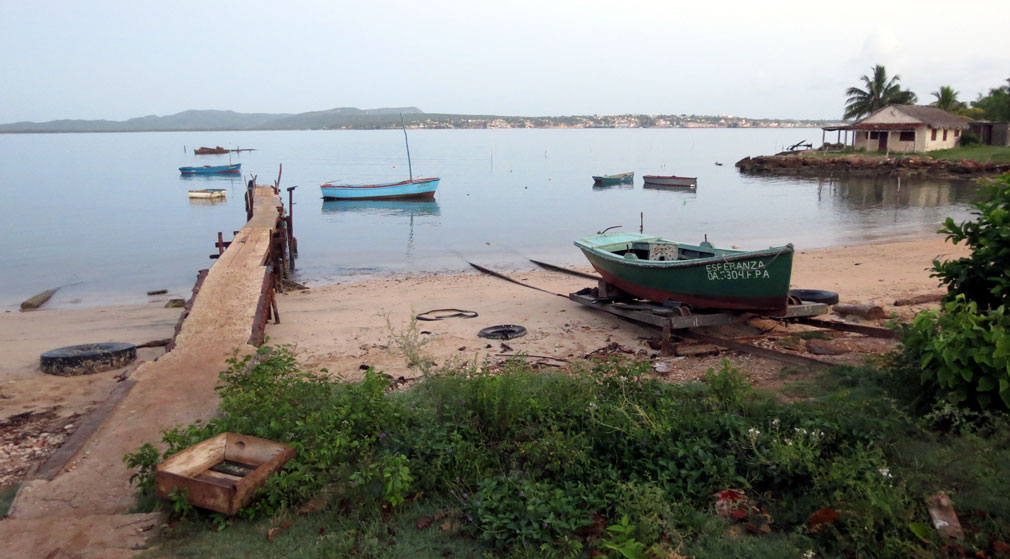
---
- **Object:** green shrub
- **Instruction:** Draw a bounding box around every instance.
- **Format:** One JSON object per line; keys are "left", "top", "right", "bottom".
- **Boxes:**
{"left": 898, "top": 296, "right": 1010, "bottom": 410}
{"left": 958, "top": 130, "right": 981, "bottom": 147}
{"left": 932, "top": 174, "right": 1010, "bottom": 310}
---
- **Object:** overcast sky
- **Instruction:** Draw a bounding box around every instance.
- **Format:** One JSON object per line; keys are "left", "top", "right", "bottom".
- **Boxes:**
{"left": 2, "top": 0, "right": 1007, "bottom": 123}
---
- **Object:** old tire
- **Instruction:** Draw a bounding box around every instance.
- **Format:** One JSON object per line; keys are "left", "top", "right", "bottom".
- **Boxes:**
{"left": 40, "top": 342, "right": 137, "bottom": 376}
{"left": 477, "top": 325, "right": 527, "bottom": 340}
{"left": 789, "top": 289, "right": 839, "bottom": 306}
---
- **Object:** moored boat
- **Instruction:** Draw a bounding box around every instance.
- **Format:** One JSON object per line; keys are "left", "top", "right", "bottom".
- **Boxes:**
{"left": 574, "top": 231, "right": 794, "bottom": 313}
{"left": 320, "top": 177, "right": 440, "bottom": 201}
{"left": 321, "top": 113, "right": 439, "bottom": 201}
{"left": 187, "top": 188, "right": 227, "bottom": 198}
{"left": 592, "top": 171, "right": 634, "bottom": 185}
{"left": 194, "top": 146, "right": 229, "bottom": 155}
{"left": 179, "top": 163, "right": 241, "bottom": 175}
{"left": 642, "top": 174, "right": 697, "bottom": 187}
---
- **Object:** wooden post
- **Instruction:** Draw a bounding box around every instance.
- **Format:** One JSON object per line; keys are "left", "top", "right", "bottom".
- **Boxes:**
{"left": 661, "top": 323, "right": 672, "bottom": 356}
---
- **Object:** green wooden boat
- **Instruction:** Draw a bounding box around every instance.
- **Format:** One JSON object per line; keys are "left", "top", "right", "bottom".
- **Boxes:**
{"left": 574, "top": 232, "right": 794, "bottom": 313}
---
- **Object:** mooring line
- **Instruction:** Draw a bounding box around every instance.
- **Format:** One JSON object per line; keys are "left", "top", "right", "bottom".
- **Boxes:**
{"left": 467, "top": 262, "right": 568, "bottom": 298}
{"left": 528, "top": 259, "right": 600, "bottom": 280}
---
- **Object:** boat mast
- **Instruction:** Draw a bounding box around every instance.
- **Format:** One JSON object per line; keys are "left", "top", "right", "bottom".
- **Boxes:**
{"left": 400, "top": 113, "right": 413, "bottom": 181}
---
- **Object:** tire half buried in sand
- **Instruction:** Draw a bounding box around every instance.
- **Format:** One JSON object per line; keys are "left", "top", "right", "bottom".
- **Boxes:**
{"left": 40, "top": 342, "right": 137, "bottom": 376}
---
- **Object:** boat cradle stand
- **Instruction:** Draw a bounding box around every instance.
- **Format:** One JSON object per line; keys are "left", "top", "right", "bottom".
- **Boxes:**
{"left": 568, "top": 289, "right": 830, "bottom": 357}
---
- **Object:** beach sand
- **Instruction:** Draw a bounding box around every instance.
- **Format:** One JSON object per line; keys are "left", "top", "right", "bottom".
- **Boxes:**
{"left": 0, "top": 235, "right": 968, "bottom": 503}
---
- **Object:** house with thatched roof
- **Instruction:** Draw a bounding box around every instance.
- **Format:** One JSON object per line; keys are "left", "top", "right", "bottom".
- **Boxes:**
{"left": 848, "top": 105, "right": 971, "bottom": 153}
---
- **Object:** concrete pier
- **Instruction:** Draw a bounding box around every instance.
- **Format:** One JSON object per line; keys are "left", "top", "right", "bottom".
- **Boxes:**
{"left": 1, "top": 185, "right": 285, "bottom": 558}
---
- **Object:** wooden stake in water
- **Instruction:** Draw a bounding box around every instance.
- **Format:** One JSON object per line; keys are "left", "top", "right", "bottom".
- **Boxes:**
{"left": 400, "top": 113, "right": 413, "bottom": 181}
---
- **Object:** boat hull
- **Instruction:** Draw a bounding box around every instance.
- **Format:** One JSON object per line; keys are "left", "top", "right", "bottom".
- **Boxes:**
{"left": 320, "top": 177, "right": 439, "bottom": 201}
{"left": 642, "top": 175, "right": 696, "bottom": 187}
{"left": 592, "top": 172, "right": 634, "bottom": 185}
{"left": 188, "top": 189, "right": 227, "bottom": 199}
{"left": 575, "top": 232, "right": 793, "bottom": 313}
{"left": 179, "top": 163, "right": 241, "bottom": 175}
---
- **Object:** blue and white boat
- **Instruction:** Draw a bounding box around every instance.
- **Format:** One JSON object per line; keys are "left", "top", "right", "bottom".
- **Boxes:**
{"left": 179, "top": 163, "right": 241, "bottom": 175}
{"left": 320, "top": 177, "right": 439, "bottom": 201}
{"left": 321, "top": 114, "right": 439, "bottom": 201}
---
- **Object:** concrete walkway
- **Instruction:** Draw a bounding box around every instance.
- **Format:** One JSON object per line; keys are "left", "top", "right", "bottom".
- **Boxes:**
{"left": 1, "top": 186, "right": 282, "bottom": 558}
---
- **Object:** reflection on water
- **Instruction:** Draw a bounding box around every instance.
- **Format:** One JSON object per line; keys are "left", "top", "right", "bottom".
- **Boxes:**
{"left": 813, "top": 175, "right": 978, "bottom": 209}
{"left": 321, "top": 199, "right": 441, "bottom": 216}
{"left": 642, "top": 183, "right": 697, "bottom": 193}
{"left": 188, "top": 196, "right": 227, "bottom": 206}
{"left": 179, "top": 173, "right": 244, "bottom": 185}
{"left": 592, "top": 183, "right": 634, "bottom": 191}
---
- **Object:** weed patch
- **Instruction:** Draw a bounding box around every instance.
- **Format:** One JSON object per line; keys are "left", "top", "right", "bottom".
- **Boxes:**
{"left": 130, "top": 348, "right": 1010, "bottom": 558}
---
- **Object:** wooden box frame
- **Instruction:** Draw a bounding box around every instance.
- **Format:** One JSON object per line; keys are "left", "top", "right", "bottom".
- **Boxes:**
{"left": 154, "top": 432, "right": 295, "bottom": 515}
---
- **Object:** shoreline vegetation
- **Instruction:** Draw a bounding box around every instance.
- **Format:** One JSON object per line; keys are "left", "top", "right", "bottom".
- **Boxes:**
{"left": 0, "top": 107, "right": 842, "bottom": 134}
{"left": 737, "top": 146, "right": 1010, "bottom": 179}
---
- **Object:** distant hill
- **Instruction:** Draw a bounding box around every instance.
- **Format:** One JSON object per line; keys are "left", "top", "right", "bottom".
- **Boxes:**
{"left": 0, "top": 107, "right": 842, "bottom": 133}
{"left": 0, "top": 107, "right": 425, "bottom": 133}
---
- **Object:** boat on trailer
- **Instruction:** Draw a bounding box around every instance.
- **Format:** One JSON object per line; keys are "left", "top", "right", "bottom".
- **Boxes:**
{"left": 574, "top": 231, "right": 794, "bottom": 314}
{"left": 592, "top": 171, "right": 634, "bottom": 185}
{"left": 642, "top": 174, "right": 697, "bottom": 187}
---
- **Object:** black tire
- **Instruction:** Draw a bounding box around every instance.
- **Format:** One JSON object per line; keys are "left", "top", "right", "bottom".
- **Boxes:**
{"left": 789, "top": 289, "right": 839, "bottom": 306}
{"left": 40, "top": 342, "right": 137, "bottom": 376}
{"left": 477, "top": 325, "right": 527, "bottom": 340}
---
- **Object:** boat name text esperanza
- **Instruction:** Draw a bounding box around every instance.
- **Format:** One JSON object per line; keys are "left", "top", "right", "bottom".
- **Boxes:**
{"left": 705, "top": 260, "right": 772, "bottom": 281}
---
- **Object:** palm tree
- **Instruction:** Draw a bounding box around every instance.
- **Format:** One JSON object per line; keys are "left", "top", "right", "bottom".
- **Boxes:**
{"left": 930, "top": 85, "right": 967, "bottom": 114}
{"left": 843, "top": 65, "right": 918, "bottom": 120}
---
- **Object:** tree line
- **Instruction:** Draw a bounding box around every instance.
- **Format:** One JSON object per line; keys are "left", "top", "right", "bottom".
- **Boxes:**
{"left": 843, "top": 65, "right": 1010, "bottom": 122}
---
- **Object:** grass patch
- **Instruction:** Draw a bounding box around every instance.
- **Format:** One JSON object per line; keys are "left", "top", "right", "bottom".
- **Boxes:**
{"left": 926, "top": 145, "right": 1010, "bottom": 163}
{"left": 0, "top": 483, "right": 18, "bottom": 517}
{"left": 802, "top": 145, "right": 1010, "bottom": 163}
{"left": 127, "top": 347, "right": 1010, "bottom": 558}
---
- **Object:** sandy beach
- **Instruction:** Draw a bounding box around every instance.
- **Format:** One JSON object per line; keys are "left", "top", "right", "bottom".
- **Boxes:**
{"left": 0, "top": 235, "right": 969, "bottom": 504}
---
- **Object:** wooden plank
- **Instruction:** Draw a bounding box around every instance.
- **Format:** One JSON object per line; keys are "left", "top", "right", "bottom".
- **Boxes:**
{"left": 33, "top": 378, "right": 137, "bottom": 481}
{"left": 681, "top": 331, "right": 833, "bottom": 369}
{"left": 794, "top": 317, "right": 897, "bottom": 339}
{"left": 155, "top": 471, "right": 233, "bottom": 514}
{"left": 157, "top": 433, "right": 227, "bottom": 478}
{"left": 194, "top": 470, "right": 242, "bottom": 488}
{"left": 232, "top": 444, "right": 296, "bottom": 514}
{"left": 223, "top": 433, "right": 289, "bottom": 466}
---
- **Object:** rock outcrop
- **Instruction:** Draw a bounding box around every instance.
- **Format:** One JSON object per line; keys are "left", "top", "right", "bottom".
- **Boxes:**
{"left": 736, "top": 153, "right": 1010, "bottom": 179}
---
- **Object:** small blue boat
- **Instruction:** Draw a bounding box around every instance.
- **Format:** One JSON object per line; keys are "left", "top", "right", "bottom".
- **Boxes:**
{"left": 179, "top": 163, "right": 241, "bottom": 175}
{"left": 592, "top": 171, "right": 634, "bottom": 185}
{"left": 320, "top": 177, "right": 439, "bottom": 201}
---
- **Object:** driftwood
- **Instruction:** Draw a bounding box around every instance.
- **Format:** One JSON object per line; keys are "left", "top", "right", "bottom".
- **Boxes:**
{"left": 833, "top": 303, "right": 885, "bottom": 320}
{"left": 893, "top": 293, "right": 945, "bottom": 306}
{"left": 674, "top": 343, "right": 722, "bottom": 357}
{"left": 20, "top": 287, "right": 60, "bottom": 311}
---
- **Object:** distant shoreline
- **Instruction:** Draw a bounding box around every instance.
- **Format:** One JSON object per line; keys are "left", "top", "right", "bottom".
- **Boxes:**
{"left": 0, "top": 124, "right": 832, "bottom": 135}
{"left": 0, "top": 107, "right": 844, "bottom": 134}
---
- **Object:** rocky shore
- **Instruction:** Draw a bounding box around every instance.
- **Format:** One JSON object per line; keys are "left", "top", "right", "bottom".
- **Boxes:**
{"left": 736, "top": 153, "right": 1010, "bottom": 179}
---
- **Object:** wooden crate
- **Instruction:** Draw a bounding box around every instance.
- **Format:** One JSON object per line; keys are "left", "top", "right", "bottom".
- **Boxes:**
{"left": 154, "top": 432, "right": 295, "bottom": 515}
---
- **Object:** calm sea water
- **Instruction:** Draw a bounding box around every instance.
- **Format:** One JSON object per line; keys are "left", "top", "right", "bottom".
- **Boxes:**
{"left": 0, "top": 128, "right": 981, "bottom": 310}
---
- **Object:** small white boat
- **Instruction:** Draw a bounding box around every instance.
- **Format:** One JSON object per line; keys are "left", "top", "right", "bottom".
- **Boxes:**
{"left": 187, "top": 188, "right": 227, "bottom": 199}
{"left": 642, "top": 175, "right": 697, "bottom": 187}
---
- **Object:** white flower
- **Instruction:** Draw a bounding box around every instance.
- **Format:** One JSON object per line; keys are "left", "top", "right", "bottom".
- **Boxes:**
{"left": 878, "top": 467, "right": 892, "bottom": 478}
{"left": 747, "top": 428, "right": 761, "bottom": 437}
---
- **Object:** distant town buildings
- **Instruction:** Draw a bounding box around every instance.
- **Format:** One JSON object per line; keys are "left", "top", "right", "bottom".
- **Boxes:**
{"left": 382, "top": 114, "right": 840, "bottom": 131}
